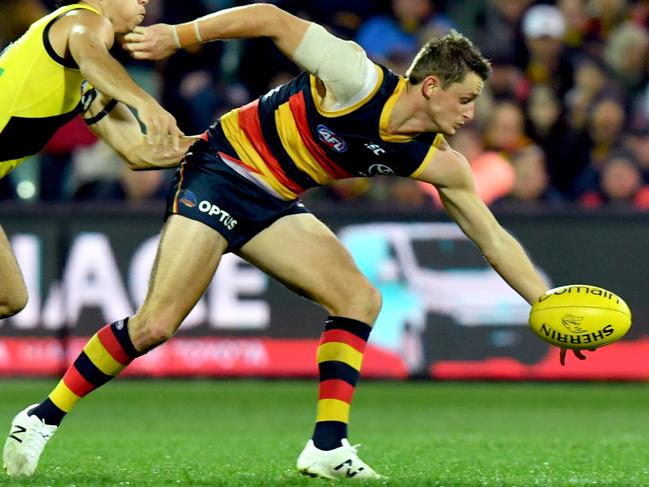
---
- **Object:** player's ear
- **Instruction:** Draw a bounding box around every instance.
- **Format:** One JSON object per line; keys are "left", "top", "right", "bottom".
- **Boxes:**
{"left": 421, "top": 75, "right": 439, "bottom": 100}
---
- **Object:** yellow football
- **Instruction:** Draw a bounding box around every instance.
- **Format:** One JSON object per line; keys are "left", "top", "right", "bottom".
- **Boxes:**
{"left": 529, "top": 284, "right": 631, "bottom": 349}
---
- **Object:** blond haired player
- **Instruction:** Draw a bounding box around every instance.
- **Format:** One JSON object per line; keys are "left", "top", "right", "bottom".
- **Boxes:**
{"left": 0, "top": 0, "right": 192, "bottom": 322}
{"left": 4, "top": 3, "right": 589, "bottom": 480}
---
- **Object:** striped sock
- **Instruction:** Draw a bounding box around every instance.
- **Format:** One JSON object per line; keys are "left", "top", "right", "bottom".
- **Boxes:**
{"left": 29, "top": 318, "right": 141, "bottom": 425}
{"left": 312, "top": 316, "right": 372, "bottom": 450}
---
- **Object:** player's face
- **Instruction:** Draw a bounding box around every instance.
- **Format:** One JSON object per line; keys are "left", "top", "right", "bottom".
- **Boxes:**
{"left": 426, "top": 72, "right": 483, "bottom": 136}
{"left": 106, "top": 0, "right": 149, "bottom": 34}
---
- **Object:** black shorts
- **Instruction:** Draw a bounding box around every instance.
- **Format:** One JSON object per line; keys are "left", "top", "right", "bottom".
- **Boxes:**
{"left": 165, "top": 139, "right": 310, "bottom": 252}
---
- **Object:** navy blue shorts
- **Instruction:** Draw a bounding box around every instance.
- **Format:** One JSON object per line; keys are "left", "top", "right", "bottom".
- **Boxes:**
{"left": 165, "top": 139, "right": 310, "bottom": 252}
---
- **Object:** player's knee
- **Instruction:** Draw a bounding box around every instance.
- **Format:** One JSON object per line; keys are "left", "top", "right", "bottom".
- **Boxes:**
{"left": 330, "top": 281, "right": 382, "bottom": 324}
{"left": 0, "top": 289, "right": 28, "bottom": 318}
{"left": 129, "top": 316, "right": 176, "bottom": 351}
{"left": 363, "top": 284, "right": 383, "bottom": 323}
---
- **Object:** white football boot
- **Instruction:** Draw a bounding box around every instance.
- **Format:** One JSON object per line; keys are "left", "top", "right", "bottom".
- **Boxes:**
{"left": 3, "top": 404, "right": 57, "bottom": 476}
{"left": 297, "top": 439, "right": 384, "bottom": 480}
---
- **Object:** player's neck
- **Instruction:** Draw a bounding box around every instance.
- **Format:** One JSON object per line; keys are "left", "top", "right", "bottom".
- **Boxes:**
{"left": 386, "top": 82, "right": 429, "bottom": 136}
{"left": 78, "top": 0, "right": 104, "bottom": 15}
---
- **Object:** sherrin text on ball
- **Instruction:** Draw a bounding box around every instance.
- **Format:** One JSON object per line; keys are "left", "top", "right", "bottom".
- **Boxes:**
{"left": 529, "top": 284, "right": 631, "bottom": 349}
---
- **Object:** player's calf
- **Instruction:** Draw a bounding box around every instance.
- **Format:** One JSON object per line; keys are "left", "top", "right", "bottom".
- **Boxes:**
{"left": 0, "top": 288, "right": 28, "bottom": 319}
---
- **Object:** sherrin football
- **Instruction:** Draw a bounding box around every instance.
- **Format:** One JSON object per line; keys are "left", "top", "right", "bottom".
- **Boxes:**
{"left": 529, "top": 284, "right": 631, "bottom": 349}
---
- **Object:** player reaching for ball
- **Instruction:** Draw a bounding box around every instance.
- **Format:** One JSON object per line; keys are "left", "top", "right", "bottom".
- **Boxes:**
{"left": 0, "top": 0, "right": 191, "bottom": 322}
{"left": 3, "top": 3, "right": 590, "bottom": 480}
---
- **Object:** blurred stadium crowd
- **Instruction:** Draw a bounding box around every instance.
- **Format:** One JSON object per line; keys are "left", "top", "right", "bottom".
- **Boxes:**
{"left": 3, "top": 0, "right": 649, "bottom": 210}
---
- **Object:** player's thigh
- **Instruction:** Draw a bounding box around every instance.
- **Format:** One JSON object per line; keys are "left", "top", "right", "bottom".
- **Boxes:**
{"left": 133, "top": 215, "right": 228, "bottom": 330}
{"left": 238, "top": 213, "right": 380, "bottom": 316}
{"left": 0, "top": 225, "right": 27, "bottom": 313}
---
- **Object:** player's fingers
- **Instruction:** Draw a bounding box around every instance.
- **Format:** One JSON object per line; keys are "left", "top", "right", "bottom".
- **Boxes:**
{"left": 163, "top": 123, "right": 171, "bottom": 154}
{"left": 171, "top": 132, "right": 180, "bottom": 152}
{"left": 559, "top": 348, "right": 567, "bottom": 366}
{"left": 122, "top": 33, "right": 139, "bottom": 43}
{"left": 573, "top": 349, "right": 587, "bottom": 361}
{"left": 129, "top": 50, "right": 153, "bottom": 61}
{"left": 160, "top": 113, "right": 176, "bottom": 155}
{"left": 124, "top": 38, "right": 153, "bottom": 51}
{"left": 142, "top": 116, "right": 155, "bottom": 146}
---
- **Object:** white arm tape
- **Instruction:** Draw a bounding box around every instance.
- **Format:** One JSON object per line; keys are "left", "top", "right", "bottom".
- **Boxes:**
{"left": 293, "top": 23, "right": 375, "bottom": 105}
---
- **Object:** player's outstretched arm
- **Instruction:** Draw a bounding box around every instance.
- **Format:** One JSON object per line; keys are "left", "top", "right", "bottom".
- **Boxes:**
{"left": 417, "top": 140, "right": 596, "bottom": 365}
{"left": 123, "top": 4, "right": 370, "bottom": 106}
{"left": 415, "top": 140, "right": 548, "bottom": 305}
{"left": 84, "top": 92, "right": 195, "bottom": 170}
{"left": 68, "top": 10, "right": 183, "bottom": 153}
{"left": 123, "top": 4, "right": 308, "bottom": 61}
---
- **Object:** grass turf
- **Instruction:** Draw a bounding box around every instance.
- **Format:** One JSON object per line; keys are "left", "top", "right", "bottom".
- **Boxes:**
{"left": 0, "top": 380, "right": 648, "bottom": 486}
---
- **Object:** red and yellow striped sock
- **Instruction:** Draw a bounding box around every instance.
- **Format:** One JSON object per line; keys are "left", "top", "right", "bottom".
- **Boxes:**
{"left": 29, "top": 318, "right": 141, "bottom": 425}
{"left": 312, "top": 316, "right": 372, "bottom": 450}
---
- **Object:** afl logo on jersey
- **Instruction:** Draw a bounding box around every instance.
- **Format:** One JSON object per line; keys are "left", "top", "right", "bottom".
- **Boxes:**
{"left": 317, "top": 125, "right": 347, "bottom": 153}
{"left": 367, "top": 164, "right": 395, "bottom": 176}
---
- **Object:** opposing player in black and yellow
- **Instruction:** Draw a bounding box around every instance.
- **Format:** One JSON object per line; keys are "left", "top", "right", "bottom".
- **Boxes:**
{"left": 0, "top": 0, "right": 190, "bottom": 325}
{"left": 4, "top": 3, "right": 562, "bottom": 480}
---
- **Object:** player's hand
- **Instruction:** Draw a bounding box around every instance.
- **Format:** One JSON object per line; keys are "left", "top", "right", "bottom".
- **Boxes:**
{"left": 135, "top": 99, "right": 184, "bottom": 154}
{"left": 559, "top": 347, "right": 596, "bottom": 366}
{"left": 123, "top": 24, "right": 178, "bottom": 61}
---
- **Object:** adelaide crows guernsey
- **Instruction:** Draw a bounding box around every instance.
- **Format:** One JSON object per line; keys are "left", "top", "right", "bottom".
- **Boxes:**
{"left": 209, "top": 64, "right": 443, "bottom": 200}
{"left": 0, "top": 4, "right": 98, "bottom": 178}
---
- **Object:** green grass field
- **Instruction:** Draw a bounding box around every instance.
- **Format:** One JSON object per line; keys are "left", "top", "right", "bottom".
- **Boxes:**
{"left": 0, "top": 380, "right": 648, "bottom": 486}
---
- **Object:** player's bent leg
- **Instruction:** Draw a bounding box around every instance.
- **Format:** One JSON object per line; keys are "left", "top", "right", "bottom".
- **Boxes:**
{"left": 240, "top": 214, "right": 383, "bottom": 479}
{"left": 239, "top": 213, "right": 382, "bottom": 324}
{"left": 0, "top": 225, "right": 28, "bottom": 318}
{"left": 128, "top": 215, "right": 228, "bottom": 351}
{"left": 3, "top": 216, "right": 227, "bottom": 477}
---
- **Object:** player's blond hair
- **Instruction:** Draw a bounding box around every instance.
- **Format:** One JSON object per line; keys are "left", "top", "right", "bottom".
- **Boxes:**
{"left": 406, "top": 30, "right": 491, "bottom": 87}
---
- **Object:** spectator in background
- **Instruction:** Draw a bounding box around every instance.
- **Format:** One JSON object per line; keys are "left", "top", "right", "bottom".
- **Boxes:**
{"left": 356, "top": 0, "right": 455, "bottom": 73}
{"left": 603, "top": 21, "right": 649, "bottom": 111}
{"left": 483, "top": 100, "right": 532, "bottom": 155}
{"left": 587, "top": 0, "right": 630, "bottom": 41}
{"left": 301, "top": 0, "right": 379, "bottom": 40}
{"left": 579, "top": 150, "right": 649, "bottom": 208}
{"left": 474, "top": 0, "right": 531, "bottom": 68}
{"left": 623, "top": 127, "right": 649, "bottom": 183}
{"left": 487, "top": 55, "right": 528, "bottom": 102}
{"left": 585, "top": 96, "right": 627, "bottom": 163}
{"left": 521, "top": 4, "right": 574, "bottom": 98}
{"left": 564, "top": 54, "right": 619, "bottom": 130}
{"left": 0, "top": 0, "right": 47, "bottom": 48}
{"left": 558, "top": 0, "right": 592, "bottom": 49}
{"left": 574, "top": 95, "right": 628, "bottom": 196}
{"left": 526, "top": 84, "right": 591, "bottom": 200}
{"left": 495, "top": 145, "right": 562, "bottom": 207}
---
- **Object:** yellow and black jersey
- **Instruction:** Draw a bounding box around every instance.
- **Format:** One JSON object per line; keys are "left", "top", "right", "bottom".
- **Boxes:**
{"left": 0, "top": 3, "right": 98, "bottom": 178}
{"left": 207, "top": 64, "right": 443, "bottom": 200}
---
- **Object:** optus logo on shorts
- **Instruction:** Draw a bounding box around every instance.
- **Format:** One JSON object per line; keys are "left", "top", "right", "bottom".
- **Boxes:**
{"left": 198, "top": 200, "right": 238, "bottom": 230}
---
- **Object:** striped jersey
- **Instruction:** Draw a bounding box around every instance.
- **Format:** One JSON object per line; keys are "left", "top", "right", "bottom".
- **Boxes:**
{"left": 207, "top": 64, "right": 443, "bottom": 200}
{"left": 0, "top": 4, "right": 98, "bottom": 178}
